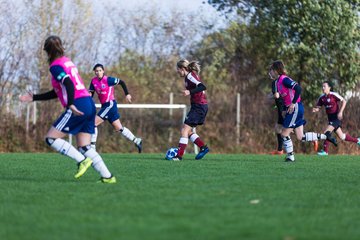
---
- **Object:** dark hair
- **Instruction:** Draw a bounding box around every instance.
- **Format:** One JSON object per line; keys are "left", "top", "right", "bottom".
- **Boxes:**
{"left": 43, "top": 35, "right": 65, "bottom": 64}
{"left": 323, "top": 81, "right": 333, "bottom": 91}
{"left": 270, "top": 60, "right": 286, "bottom": 75}
{"left": 93, "top": 63, "right": 104, "bottom": 71}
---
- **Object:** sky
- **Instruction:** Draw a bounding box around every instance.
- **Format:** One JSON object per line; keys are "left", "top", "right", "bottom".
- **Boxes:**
{"left": 107, "top": 0, "right": 213, "bottom": 11}
{"left": 92, "top": 0, "right": 225, "bottom": 22}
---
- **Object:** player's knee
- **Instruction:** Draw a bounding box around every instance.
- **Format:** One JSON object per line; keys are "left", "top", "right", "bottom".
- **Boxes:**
{"left": 281, "top": 135, "right": 290, "bottom": 140}
{"left": 78, "top": 145, "right": 92, "bottom": 154}
{"left": 181, "top": 128, "right": 189, "bottom": 137}
{"left": 45, "top": 137, "right": 56, "bottom": 146}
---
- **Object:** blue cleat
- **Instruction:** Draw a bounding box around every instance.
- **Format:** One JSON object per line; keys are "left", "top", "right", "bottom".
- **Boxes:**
{"left": 195, "top": 145, "right": 210, "bottom": 160}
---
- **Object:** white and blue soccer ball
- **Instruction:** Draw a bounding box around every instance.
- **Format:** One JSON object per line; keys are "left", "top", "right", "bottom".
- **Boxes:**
{"left": 165, "top": 147, "right": 178, "bottom": 160}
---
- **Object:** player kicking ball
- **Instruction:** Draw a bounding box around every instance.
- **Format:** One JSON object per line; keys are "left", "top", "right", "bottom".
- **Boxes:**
{"left": 170, "top": 59, "right": 209, "bottom": 161}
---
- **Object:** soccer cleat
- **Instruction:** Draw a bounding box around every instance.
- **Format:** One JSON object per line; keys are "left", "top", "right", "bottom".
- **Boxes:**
{"left": 285, "top": 153, "right": 295, "bottom": 162}
{"left": 326, "top": 135, "right": 338, "bottom": 147}
{"left": 74, "top": 157, "right": 93, "bottom": 179}
{"left": 134, "top": 138, "right": 142, "bottom": 153}
{"left": 195, "top": 145, "right": 210, "bottom": 160}
{"left": 313, "top": 141, "right": 319, "bottom": 152}
{"left": 99, "top": 175, "right": 117, "bottom": 184}
{"left": 270, "top": 150, "right": 284, "bottom": 155}
{"left": 317, "top": 150, "right": 328, "bottom": 156}
{"left": 357, "top": 138, "right": 360, "bottom": 146}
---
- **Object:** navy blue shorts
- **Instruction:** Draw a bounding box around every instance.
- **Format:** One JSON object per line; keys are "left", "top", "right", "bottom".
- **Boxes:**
{"left": 328, "top": 114, "right": 341, "bottom": 129}
{"left": 53, "top": 97, "right": 96, "bottom": 134}
{"left": 184, "top": 104, "right": 208, "bottom": 127}
{"left": 283, "top": 102, "right": 306, "bottom": 129}
{"left": 97, "top": 100, "right": 120, "bottom": 123}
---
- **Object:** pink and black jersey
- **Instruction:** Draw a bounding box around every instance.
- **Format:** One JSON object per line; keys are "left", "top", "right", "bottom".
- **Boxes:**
{"left": 89, "top": 75, "right": 118, "bottom": 104}
{"left": 49, "top": 56, "right": 90, "bottom": 107}
{"left": 185, "top": 72, "right": 207, "bottom": 105}
{"left": 316, "top": 92, "right": 344, "bottom": 115}
{"left": 276, "top": 74, "right": 301, "bottom": 107}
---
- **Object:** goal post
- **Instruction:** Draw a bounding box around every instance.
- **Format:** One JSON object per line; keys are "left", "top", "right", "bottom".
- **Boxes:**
{"left": 69, "top": 103, "right": 199, "bottom": 154}
{"left": 95, "top": 104, "right": 187, "bottom": 122}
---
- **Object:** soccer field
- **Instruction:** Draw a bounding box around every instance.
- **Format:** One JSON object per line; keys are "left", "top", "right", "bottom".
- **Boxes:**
{"left": 0, "top": 153, "right": 359, "bottom": 240}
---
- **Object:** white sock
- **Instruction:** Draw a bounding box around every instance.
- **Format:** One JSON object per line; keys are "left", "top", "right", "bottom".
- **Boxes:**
{"left": 189, "top": 134, "right": 200, "bottom": 143}
{"left": 282, "top": 136, "right": 294, "bottom": 154}
{"left": 303, "top": 132, "right": 327, "bottom": 141}
{"left": 91, "top": 127, "right": 98, "bottom": 150}
{"left": 341, "top": 133, "right": 346, "bottom": 140}
{"left": 48, "top": 138, "right": 85, "bottom": 163}
{"left": 81, "top": 147, "right": 112, "bottom": 178}
{"left": 121, "top": 126, "right": 136, "bottom": 142}
{"left": 179, "top": 137, "right": 189, "bottom": 145}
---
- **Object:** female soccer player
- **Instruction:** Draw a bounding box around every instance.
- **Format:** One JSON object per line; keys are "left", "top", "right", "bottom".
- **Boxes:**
{"left": 269, "top": 60, "right": 337, "bottom": 162}
{"left": 270, "top": 78, "right": 318, "bottom": 154}
{"left": 19, "top": 36, "right": 116, "bottom": 183}
{"left": 170, "top": 59, "right": 209, "bottom": 160}
{"left": 89, "top": 63, "right": 142, "bottom": 152}
{"left": 313, "top": 81, "right": 360, "bottom": 156}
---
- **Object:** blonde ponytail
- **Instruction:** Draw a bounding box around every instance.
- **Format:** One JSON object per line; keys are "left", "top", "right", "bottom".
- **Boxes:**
{"left": 176, "top": 59, "right": 201, "bottom": 73}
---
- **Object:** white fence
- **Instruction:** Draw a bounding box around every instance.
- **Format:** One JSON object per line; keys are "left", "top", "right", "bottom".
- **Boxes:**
{"left": 25, "top": 93, "right": 242, "bottom": 152}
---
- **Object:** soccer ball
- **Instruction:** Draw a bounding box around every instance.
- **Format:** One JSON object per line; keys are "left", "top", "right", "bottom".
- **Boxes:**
{"left": 165, "top": 147, "right": 178, "bottom": 160}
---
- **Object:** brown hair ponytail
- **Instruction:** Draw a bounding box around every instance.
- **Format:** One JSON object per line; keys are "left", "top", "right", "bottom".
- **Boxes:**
{"left": 43, "top": 35, "right": 65, "bottom": 64}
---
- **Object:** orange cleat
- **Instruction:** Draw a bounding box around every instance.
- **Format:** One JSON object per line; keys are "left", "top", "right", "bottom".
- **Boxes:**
{"left": 270, "top": 150, "right": 284, "bottom": 155}
{"left": 313, "top": 141, "right": 319, "bottom": 152}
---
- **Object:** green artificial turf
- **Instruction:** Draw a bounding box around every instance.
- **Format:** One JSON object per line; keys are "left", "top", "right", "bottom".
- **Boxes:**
{"left": 0, "top": 153, "right": 359, "bottom": 240}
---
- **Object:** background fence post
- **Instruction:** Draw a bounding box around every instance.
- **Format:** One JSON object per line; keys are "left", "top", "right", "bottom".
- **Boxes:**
{"left": 168, "top": 92, "right": 173, "bottom": 144}
{"left": 236, "top": 93, "right": 240, "bottom": 145}
{"left": 26, "top": 104, "right": 30, "bottom": 134}
{"left": 32, "top": 101, "right": 37, "bottom": 124}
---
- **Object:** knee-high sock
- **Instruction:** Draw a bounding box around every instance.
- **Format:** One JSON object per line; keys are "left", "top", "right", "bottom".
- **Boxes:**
{"left": 302, "top": 132, "right": 326, "bottom": 142}
{"left": 177, "top": 137, "right": 188, "bottom": 157}
{"left": 277, "top": 133, "right": 283, "bottom": 151}
{"left": 91, "top": 127, "right": 98, "bottom": 149}
{"left": 282, "top": 136, "right": 293, "bottom": 154}
{"left": 189, "top": 133, "right": 205, "bottom": 148}
{"left": 324, "top": 140, "right": 330, "bottom": 153}
{"left": 344, "top": 134, "right": 358, "bottom": 143}
{"left": 46, "top": 138, "right": 85, "bottom": 163}
{"left": 120, "top": 127, "right": 136, "bottom": 142}
{"left": 79, "top": 146, "right": 112, "bottom": 178}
